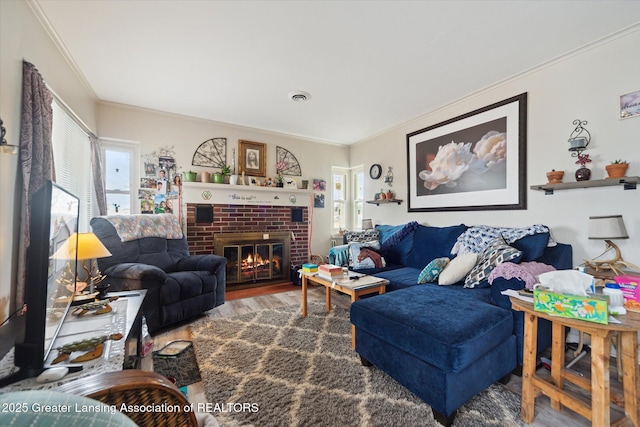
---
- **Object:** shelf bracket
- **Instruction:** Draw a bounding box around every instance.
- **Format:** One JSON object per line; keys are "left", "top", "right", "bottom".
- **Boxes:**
{"left": 623, "top": 180, "right": 636, "bottom": 190}
{"left": 544, "top": 189, "right": 554, "bottom": 195}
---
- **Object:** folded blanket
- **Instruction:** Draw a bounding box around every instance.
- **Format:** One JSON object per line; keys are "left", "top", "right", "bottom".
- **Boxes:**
{"left": 488, "top": 261, "right": 556, "bottom": 290}
{"left": 104, "top": 214, "right": 183, "bottom": 242}
{"left": 451, "top": 224, "right": 549, "bottom": 255}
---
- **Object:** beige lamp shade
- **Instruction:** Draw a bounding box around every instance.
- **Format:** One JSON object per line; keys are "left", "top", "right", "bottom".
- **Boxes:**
{"left": 588, "top": 215, "right": 628, "bottom": 240}
{"left": 362, "top": 219, "right": 374, "bottom": 230}
{"left": 51, "top": 232, "right": 112, "bottom": 260}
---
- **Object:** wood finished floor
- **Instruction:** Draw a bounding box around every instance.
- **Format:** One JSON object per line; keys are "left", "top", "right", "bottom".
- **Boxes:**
{"left": 142, "top": 285, "right": 628, "bottom": 427}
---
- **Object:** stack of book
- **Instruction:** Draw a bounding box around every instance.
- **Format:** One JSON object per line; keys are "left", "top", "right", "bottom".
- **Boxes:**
{"left": 318, "top": 264, "right": 344, "bottom": 281}
{"left": 302, "top": 263, "right": 318, "bottom": 273}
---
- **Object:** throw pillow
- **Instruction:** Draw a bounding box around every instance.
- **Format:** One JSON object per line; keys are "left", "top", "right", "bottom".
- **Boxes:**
{"left": 438, "top": 253, "right": 478, "bottom": 285}
{"left": 345, "top": 229, "right": 380, "bottom": 243}
{"left": 511, "top": 232, "right": 550, "bottom": 262}
{"left": 464, "top": 237, "right": 523, "bottom": 288}
{"left": 418, "top": 257, "right": 450, "bottom": 283}
{"left": 349, "top": 241, "right": 386, "bottom": 269}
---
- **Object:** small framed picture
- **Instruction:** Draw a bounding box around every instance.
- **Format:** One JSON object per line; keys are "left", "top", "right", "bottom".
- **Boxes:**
{"left": 620, "top": 89, "right": 640, "bottom": 119}
{"left": 239, "top": 140, "right": 266, "bottom": 177}
{"left": 284, "top": 177, "right": 297, "bottom": 188}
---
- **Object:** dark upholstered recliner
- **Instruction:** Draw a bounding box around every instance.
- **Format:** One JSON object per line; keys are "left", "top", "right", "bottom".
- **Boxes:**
{"left": 90, "top": 214, "right": 225, "bottom": 333}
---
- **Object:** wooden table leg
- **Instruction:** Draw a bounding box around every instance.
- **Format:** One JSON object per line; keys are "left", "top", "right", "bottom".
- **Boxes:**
{"left": 521, "top": 312, "right": 539, "bottom": 424}
{"left": 620, "top": 331, "right": 639, "bottom": 425}
{"left": 301, "top": 274, "right": 308, "bottom": 317}
{"left": 590, "top": 333, "right": 610, "bottom": 427}
{"left": 326, "top": 285, "right": 331, "bottom": 312}
{"left": 550, "top": 321, "right": 565, "bottom": 411}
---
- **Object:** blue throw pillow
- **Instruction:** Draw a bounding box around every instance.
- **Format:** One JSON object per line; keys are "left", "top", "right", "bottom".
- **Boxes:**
{"left": 511, "top": 232, "right": 549, "bottom": 262}
{"left": 406, "top": 224, "right": 467, "bottom": 269}
{"left": 418, "top": 257, "right": 450, "bottom": 283}
{"left": 377, "top": 224, "right": 416, "bottom": 265}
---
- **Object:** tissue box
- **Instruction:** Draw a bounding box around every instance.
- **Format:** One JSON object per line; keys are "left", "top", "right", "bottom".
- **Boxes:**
{"left": 614, "top": 274, "right": 640, "bottom": 302}
{"left": 533, "top": 288, "right": 609, "bottom": 324}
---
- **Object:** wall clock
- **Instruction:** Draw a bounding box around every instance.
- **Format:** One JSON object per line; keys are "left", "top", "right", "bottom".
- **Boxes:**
{"left": 192, "top": 138, "right": 227, "bottom": 168}
{"left": 369, "top": 164, "right": 382, "bottom": 179}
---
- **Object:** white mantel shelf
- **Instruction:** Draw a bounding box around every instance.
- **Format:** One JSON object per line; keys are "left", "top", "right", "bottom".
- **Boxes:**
{"left": 182, "top": 181, "right": 314, "bottom": 207}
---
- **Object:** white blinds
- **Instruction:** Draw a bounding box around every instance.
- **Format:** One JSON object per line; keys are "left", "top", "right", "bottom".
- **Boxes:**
{"left": 51, "top": 100, "right": 93, "bottom": 231}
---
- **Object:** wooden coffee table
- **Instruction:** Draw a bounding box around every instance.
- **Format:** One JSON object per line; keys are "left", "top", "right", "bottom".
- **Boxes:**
{"left": 300, "top": 271, "right": 388, "bottom": 349}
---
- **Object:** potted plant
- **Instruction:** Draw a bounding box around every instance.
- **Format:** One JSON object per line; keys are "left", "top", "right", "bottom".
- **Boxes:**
{"left": 605, "top": 159, "right": 629, "bottom": 179}
{"left": 275, "top": 160, "right": 286, "bottom": 187}
{"left": 220, "top": 164, "right": 232, "bottom": 184}
{"left": 183, "top": 171, "right": 197, "bottom": 182}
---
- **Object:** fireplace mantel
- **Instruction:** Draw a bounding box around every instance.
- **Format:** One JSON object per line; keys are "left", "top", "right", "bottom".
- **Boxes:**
{"left": 182, "top": 182, "right": 313, "bottom": 207}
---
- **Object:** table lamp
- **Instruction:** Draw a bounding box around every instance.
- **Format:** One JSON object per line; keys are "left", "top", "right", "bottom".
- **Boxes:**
{"left": 362, "top": 219, "right": 374, "bottom": 230}
{"left": 52, "top": 232, "right": 112, "bottom": 298}
{"left": 585, "top": 215, "right": 639, "bottom": 274}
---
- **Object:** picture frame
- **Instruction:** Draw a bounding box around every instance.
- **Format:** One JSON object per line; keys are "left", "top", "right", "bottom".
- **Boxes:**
{"left": 619, "top": 89, "right": 640, "bottom": 119}
{"left": 284, "top": 177, "right": 297, "bottom": 188}
{"left": 238, "top": 140, "right": 266, "bottom": 177}
{"left": 407, "top": 93, "right": 527, "bottom": 212}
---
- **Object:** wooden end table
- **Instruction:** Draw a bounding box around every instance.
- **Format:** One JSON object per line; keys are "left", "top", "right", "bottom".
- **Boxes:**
{"left": 300, "top": 272, "right": 388, "bottom": 349}
{"left": 510, "top": 297, "right": 640, "bottom": 426}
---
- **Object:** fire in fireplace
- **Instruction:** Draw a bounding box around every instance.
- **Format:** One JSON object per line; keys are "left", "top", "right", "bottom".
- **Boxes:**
{"left": 214, "top": 232, "right": 291, "bottom": 285}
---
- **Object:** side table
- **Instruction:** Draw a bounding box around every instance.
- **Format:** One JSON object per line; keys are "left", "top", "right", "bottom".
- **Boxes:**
{"left": 510, "top": 297, "right": 640, "bottom": 426}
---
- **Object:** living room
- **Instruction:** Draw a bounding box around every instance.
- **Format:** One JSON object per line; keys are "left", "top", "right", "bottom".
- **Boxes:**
{"left": 2, "top": 1, "right": 640, "bottom": 426}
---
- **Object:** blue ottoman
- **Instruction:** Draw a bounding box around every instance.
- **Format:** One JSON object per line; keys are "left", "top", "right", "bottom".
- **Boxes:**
{"left": 350, "top": 284, "right": 516, "bottom": 425}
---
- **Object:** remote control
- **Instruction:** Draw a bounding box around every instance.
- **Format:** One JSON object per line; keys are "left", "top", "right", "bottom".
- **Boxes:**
{"left": 35, "top": 367, "right": 69, "bottom": 383}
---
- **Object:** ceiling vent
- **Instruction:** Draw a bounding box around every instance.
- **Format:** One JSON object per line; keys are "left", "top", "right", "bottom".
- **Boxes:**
{"left": 288, "top": 91, "right": 311, "bottom": 102}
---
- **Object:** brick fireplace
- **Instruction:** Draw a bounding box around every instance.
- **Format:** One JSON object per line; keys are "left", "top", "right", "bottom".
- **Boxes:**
{"left": 185, "top": 202, "right": 310, "bottom": 283}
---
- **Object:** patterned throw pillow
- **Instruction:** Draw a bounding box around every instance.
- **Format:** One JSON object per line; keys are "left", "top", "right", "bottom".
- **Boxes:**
{"left": 464, "top": 237, "right": 522, "bottom": 288}
{"left": 345, "top": 229, "right": 380, "bottom": 243}
{"left": 438, "top": 253, "right": 478, "bottom": 285}
{"left": 349, "top": 241, "right": 386, "bottom": 269}
{"left": 418, "top": 257, "right": 450, "bottom": 283}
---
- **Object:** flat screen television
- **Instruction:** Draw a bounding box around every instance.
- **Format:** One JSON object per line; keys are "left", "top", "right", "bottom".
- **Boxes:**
{"left": 0, "top": 180, "right": 79, "bottom": 386}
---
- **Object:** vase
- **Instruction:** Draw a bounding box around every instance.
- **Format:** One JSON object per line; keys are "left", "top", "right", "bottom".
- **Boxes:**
{"left": 276, "top": 182, "right": 284, "bottom": 188}
{"left": 213, "top": 173, "right": 224, "bottom": 184}
{"left": 229, "top": 175, "right": 238, "bottom": 185}
{"left": 575, "top": 166, "right": 591, "bottom": 181}
{"left": 546, "top": 170, "right": 564, "bottom": 184}
{"left": 201, "top": 171, "right": 211, "bottom": 183}
{"left": 605, "top": 163, "right": 628, "bottom": 179}
{"left": 183, "top": 172, "right": 197, "bottom": 182}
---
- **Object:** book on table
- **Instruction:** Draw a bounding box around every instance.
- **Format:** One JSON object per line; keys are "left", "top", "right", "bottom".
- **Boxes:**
{"left": 332, "top": 274, "right": 387, "bottom": 290}
{"left": 319, "top": 264, "right": 342, "bottom": 274}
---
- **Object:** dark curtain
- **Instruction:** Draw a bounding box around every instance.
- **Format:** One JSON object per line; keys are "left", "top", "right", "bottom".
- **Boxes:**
{"left": 90, "top": 135, "right": 107, "bottom": 215}
{"left": 16, "top": 61, "right": 54, "bottom": 307}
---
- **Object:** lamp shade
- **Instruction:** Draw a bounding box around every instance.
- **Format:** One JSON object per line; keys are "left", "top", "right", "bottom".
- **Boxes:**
{"left": 51, "top": 232, "right": 112, "bottom": 260}
{"left": 588, "top": 215, "right": 629, "bottom": 240}
{"left": 362, "top": 219, "right": 374, "bottom": 230}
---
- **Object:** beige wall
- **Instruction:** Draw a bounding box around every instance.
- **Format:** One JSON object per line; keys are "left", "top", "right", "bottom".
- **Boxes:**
{"left": 0, "top": 0, "right": 97, "bottom": 315}
{"left": 351, "top": 26, "right": 640, "bottom": 267}
{"left": 97, "top": 102, "right": 349, "bottom": 257}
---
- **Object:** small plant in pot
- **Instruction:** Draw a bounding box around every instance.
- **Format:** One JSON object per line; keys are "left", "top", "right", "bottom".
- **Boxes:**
{"left": 605, "top": 159, "right": 629, "bottom": 179}
{"left": 220, "top": 164, "right": 232, "bottom": 183}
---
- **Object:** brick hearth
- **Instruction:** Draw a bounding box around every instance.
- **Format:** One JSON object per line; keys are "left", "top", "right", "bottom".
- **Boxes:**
{"left": 185, "top": 203, "right": 309, "bottom": 266}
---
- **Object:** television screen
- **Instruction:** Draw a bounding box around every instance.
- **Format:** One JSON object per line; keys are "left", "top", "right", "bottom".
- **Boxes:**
{"left": 0, "top": 180, "right": 79, "bottom": 386}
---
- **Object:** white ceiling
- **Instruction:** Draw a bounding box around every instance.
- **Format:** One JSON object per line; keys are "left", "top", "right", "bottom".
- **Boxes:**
{"left": 34, "top": 1, "right": 640, "bottom": 145}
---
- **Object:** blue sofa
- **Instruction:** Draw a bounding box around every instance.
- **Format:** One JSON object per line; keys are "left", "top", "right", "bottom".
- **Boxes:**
{"left": 331, "top": 222, "right": 572, "bottom": 426}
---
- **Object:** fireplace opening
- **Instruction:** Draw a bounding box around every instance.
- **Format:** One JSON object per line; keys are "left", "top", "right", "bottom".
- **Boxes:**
{"left": 215, "top": 232, "right": 291, "bottom": 285}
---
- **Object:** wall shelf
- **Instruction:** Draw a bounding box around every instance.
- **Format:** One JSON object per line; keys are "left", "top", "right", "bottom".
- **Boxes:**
{"left": 530, "top": 176, "right": 638, "bottom": 195}
{"left": 366, "top": 198, "right": 403, "bottom": 205}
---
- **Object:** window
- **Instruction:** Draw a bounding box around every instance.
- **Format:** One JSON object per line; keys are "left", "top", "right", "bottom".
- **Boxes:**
{"left": 331, "top": 166, "right": 364, "bottom": 232}
{"left": 51, "top": 100, "right": 92, "bottom": 231}
{"left": 101, "top": 140, "right": 139, "bottom": 215}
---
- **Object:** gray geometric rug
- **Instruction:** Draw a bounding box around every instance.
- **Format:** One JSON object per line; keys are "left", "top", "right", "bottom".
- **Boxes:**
{"left": 189, "top": 302, "right": 523, "bottom": 427}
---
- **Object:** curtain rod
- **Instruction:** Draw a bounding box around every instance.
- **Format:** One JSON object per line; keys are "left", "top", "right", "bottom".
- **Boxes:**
{"left": 48, "top": 88, "right": 95, "bottom": 138}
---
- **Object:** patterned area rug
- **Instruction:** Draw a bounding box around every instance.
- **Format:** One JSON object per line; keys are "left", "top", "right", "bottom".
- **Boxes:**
{"left": 190, "top": 303, "right": 523, "bottom": 427}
